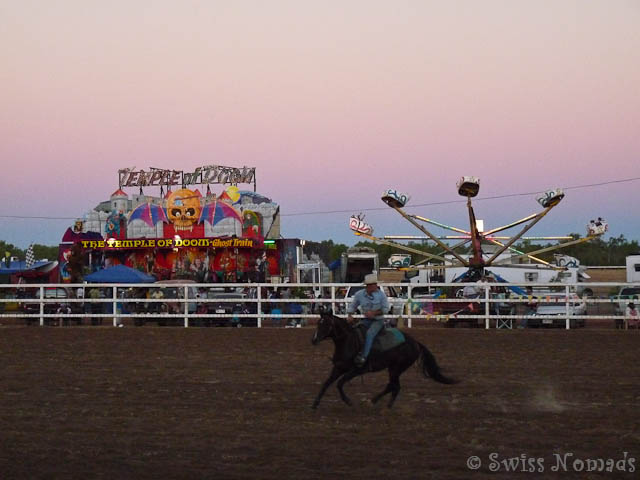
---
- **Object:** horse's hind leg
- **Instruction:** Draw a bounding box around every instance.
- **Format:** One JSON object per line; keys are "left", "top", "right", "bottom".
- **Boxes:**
{"left": 375, "top": 357, "right": 414, "bottom": 408}
{"left": 312, "top": 366, "right": 343, "bottom": 409}
{"left": 386, "top": 358, "right": 417, "bottom": 408}
{"left": 371, "top": 383, "right": 393, "bottom": 405}
{"left": 386, "top": 375, "right": 402, "bottom": 408}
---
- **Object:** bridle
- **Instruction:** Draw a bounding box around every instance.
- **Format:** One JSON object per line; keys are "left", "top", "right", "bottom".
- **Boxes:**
{"left": 314, "top": 313, "right": 349, "bottom": 343}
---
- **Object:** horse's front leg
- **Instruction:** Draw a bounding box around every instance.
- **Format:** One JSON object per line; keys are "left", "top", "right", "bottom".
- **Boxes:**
{"left": 336, "top": 368, "right": 363, "bottom": 407}
{"left": 312, "top": 366, "right": 344, "bottom": 409}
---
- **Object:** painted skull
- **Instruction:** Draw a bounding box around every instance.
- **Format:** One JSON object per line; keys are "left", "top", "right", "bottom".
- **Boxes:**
{"left": 167, "top": 189, "right": 201, "bottom": 231}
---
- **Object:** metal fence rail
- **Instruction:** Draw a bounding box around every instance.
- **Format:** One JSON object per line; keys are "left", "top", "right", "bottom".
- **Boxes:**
{"left": 0, "top": 281, "right": 637, "bottom": 329}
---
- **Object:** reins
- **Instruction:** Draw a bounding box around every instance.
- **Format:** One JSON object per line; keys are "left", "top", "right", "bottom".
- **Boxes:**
{"left": 328, "top": 314, "right": 351, "bottom": 341}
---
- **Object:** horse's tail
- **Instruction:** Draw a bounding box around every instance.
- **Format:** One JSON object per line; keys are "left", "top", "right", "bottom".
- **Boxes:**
{"left": 418, "top": 342, "right": 457, "bottom": 384}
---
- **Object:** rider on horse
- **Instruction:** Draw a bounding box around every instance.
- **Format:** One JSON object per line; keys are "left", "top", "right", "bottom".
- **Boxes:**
{"left": 347, "top": 273, "right": 389, "bottom": 367}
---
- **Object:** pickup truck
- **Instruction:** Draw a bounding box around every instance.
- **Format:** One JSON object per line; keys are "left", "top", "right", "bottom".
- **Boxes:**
{"left": 613, "top": 286, "right": 640, "bottom": 315}
{"left": 531, "top": 292, "right": 587, "bottom": 328}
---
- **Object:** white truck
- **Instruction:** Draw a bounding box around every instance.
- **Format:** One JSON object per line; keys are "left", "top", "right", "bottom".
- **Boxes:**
{"left": 608, "top": 256, "right": 640, "bottom": 315}
{"left": 613, "top": 285, "right": 640, "bottom": 316}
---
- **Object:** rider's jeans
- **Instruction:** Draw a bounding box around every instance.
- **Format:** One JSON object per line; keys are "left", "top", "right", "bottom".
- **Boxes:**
{"left": 361, "top": 318, "right": 384, "bottom": 358}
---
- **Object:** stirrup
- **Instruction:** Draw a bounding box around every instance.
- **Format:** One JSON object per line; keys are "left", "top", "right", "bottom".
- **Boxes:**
{"left": 354, "top": 354, "right": 366, "bottom": 367}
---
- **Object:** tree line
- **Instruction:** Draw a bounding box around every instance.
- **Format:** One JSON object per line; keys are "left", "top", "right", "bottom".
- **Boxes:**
{"left": 304, "top": 234, "right": 640, "bottom": 267}
{"left": 1, "top": 241, "right": 59, "bottom": 265}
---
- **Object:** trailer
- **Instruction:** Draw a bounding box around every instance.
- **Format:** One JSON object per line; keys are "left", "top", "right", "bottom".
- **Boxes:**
{"left": 626, "top": 255, "right": 640, "bottom": 283}
{"left": 338, "top": 247, "right": 379, "bottom": 283}
{"left": 409, "top": 254, "right": 592, "bottom": 295}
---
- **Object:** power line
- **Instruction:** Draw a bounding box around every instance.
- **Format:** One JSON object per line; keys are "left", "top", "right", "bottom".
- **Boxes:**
{"left": 0, "top": 215, "right": 77, "bottom": 220}
{"left": 282, "top": 176, "right": 640, "bottom": 217}
{"left": 0, "top": 176, "right": 638, "bottom": 221}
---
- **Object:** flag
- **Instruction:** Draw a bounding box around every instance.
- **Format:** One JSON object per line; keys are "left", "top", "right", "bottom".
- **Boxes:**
{"left": 25, "top": 244, "right": 35, "bottom": 269}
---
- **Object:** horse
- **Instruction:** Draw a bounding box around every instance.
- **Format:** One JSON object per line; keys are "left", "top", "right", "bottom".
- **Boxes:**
{"left": 311, "top": 309, "right": 457, "bottom": 409}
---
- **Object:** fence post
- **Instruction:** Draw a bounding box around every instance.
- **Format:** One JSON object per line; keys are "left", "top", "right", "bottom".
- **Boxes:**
{"left": 257, "top": 287, "right": 262, "bottom": 328}
{"left": 485, "top": 284, "right": 490, "bottom": 329}
{"left": 565, "top": 284, "right": 570, "bottom": 330}
{"left": 39, "top": 286, "right": 44, "bottom": 327}
{"left": 331, "top": 286, "right": 336, "bottom": 313}
{"left": 407, "top": 284, "right": 413, "bottom": 329}
{"left": 112, "top": 286, "right": 118, "bottom": 327}
{"left": 184, "top": 285, "right": 189, "bottom": 328}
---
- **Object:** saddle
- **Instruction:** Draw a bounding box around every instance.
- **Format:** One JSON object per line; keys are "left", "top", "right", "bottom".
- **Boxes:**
{"left": 354, "top": 324, "right": 406, "bottom": 354}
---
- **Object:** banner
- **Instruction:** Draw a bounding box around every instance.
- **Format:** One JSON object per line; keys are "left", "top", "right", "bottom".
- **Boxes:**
{"left": 78, "top": 237, "right": 263, "bottom": 250}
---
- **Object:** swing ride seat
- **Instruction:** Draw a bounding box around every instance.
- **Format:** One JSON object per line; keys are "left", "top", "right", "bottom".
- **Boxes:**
{"left": 348, "top": 215, "right": 374, "bottom": 235}
{"left": 536, "top": 188, "right": 565, "bottom": 208}
{"left": 456, "top": 176, "right": 480, "bottom": 197}
{"left": 381, "top": 189, "right": 410, "bottom": 208}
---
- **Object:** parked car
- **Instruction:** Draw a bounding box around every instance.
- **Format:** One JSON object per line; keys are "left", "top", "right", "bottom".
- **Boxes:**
{"left": 19, "top": 287, "right": 81, "bottom": 326}
{"left": 205, "top": 289, "right": 254, "bottom": 327}
{"left": 529, "top": 292, "right": 586, "bottom": 328}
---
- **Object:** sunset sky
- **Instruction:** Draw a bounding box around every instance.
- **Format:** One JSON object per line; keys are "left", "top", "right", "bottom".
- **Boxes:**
{"left": 2, "top": 0, "right": 639, "bottom": 249}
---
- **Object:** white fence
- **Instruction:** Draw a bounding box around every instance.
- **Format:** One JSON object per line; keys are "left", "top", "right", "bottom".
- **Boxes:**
{"left": 0, "top": 282, "right": 636, "bottom": 329}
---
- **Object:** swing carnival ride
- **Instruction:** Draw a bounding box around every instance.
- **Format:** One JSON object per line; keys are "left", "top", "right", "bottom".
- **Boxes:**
{"left": 349, "top": 177, "right": 608, "bottom": 284}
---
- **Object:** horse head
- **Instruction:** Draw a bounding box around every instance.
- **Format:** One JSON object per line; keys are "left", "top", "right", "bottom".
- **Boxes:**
{"left": 311, "top": 307, "right": 335, "bottom": 345}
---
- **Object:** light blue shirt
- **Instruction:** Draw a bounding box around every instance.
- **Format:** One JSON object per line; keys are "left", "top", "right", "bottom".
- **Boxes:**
{"left": 348, "top": 288, "right": 389, "bottom": 321}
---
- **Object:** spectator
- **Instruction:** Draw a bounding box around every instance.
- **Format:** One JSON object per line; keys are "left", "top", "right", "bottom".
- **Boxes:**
{"left": 281, "top": 287, "right": 291, "bottom": 315}
{"left": 151, "top": 288, "right": 165, "bottom": 314}
{"left": 625, "top": 302, "right": 639, "bottom": 329}
{"left": 270, "top": 289, "right": 282, "bottom": 326}
{"left": 519, "top": 287, "right": 537, "bottom": 329}
{"left": 462, "top": 282, "right": 480, "bottom": 299}
{"left": 76, "top": 287, "right": 88, "bottom": 325}
{"left": 287, "top": 301, "right": 303, "bottom": 327}
{"left": 259, "top": 287, "right": 271, "bottom": 315}
{"left": 89, "top": 288, "right": 102, "bottom": 325}
{"left": 56, "top": 303, "right": 72, "bottom": 327}
{"left": 494, "top": 289, "right": 511, "bottom": 315}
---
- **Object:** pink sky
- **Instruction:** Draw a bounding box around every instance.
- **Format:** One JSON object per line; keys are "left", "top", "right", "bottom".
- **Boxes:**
{"left": 1, "top": 0, "right": 639, "bottom": 248}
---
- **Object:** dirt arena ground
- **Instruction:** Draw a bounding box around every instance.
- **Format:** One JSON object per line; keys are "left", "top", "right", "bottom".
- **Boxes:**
{"left": 1, "top": 326, "right": 639, "bottom": 479}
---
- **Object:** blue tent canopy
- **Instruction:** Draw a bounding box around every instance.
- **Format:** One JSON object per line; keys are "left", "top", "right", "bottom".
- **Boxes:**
{"left": 84, "top": 265, "right": 156, "bottom": 283}
{"left": 328, "top": 259, "right": 341, "bottom": 271}
{"left": 0, "top": 260, "right": 55, "bottom": 275}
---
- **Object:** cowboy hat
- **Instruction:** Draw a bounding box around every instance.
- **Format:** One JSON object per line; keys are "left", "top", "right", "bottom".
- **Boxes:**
{"left": 363, "top": 273, "right": 378, "bottom": 285}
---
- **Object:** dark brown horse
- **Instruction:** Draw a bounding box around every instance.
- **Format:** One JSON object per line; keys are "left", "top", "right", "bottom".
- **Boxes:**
{"left": 311, "top": 309, "right": 457, "bottom": 409}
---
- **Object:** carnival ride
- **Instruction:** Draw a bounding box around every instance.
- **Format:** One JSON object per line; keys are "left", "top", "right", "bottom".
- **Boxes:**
{"left": 349, "top": 178, "right": 608, "bottom": 282}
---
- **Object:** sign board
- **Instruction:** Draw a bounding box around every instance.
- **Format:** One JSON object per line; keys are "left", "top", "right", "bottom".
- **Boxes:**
{"left": 78, "top": 237, "right": 262, "bottom": 250}
{"left": 119, "top": 165, "right": 256, "bottom": 189}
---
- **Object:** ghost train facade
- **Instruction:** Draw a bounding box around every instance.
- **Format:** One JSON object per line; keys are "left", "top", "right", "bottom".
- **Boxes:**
{"left": 58, "top": 166, "right": 301, "bottom": 284}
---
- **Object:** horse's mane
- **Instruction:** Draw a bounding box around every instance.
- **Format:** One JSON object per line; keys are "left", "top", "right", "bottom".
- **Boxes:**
{"left": 326, "top": 312, "right": 349, "bottom": 327}
{"left": 321, "top": 311, "right": 354, "bottom": 338}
